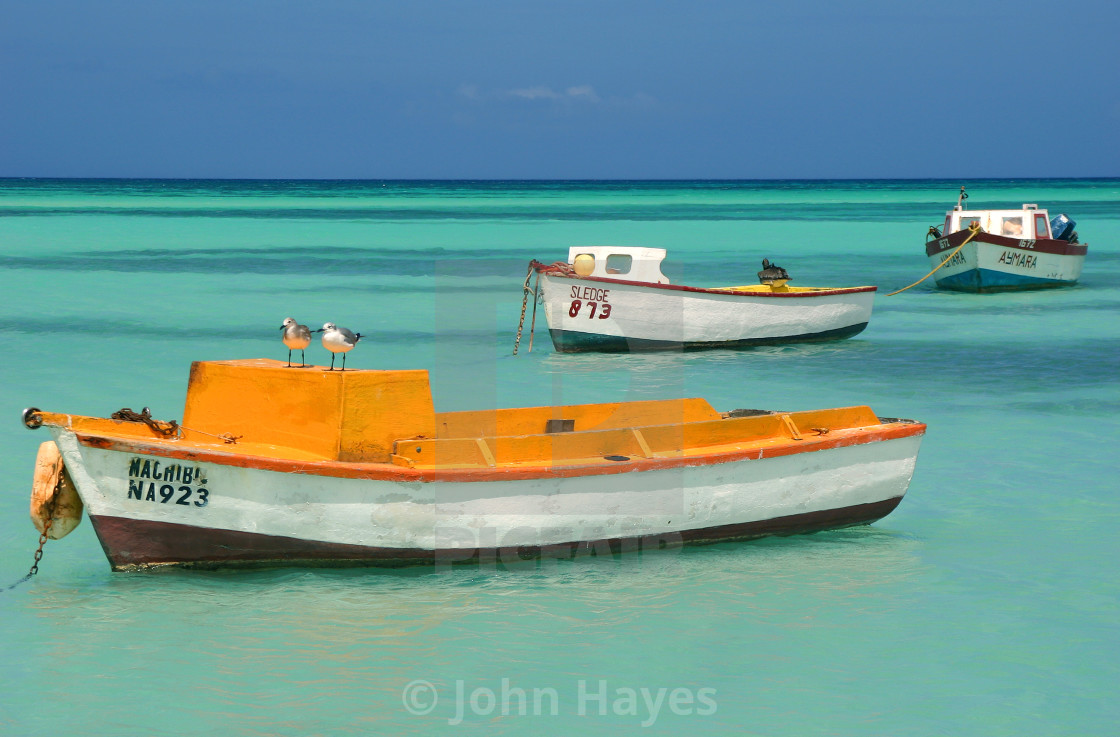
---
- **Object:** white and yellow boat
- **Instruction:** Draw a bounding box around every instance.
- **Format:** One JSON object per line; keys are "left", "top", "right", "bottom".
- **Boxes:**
{"left": 25, "top": 359, "right": 925, "bottom": 570}
{"left": 531, "top": 246, "right": 876, "bottom": 352}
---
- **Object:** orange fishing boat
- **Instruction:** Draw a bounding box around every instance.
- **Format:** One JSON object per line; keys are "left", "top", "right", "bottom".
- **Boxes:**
{"left": 25, "top": 359, "right": 926, "bottom": 570}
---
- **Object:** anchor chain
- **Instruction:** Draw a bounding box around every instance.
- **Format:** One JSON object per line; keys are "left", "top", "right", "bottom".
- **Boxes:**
{"left": 28, "top": 517, "right": 54, "bottom": 578}
{"left": 112, "top": 406, "right": 240, "bottom": 444}
{"left": 3, "top": 469, "right": 62, "bottom": 592}
{"left": 513, "top": 262, "right": 535, "bottom": 355}
{"left": 527, "top": 270, "right": 541, "bottom": 353}
{"left": 112, "top": 407, "right": 179, "bottom": 436}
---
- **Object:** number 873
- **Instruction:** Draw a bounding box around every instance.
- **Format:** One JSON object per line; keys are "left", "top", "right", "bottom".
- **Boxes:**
{"left": 568, "top": 300, "right": 612, "bottom": 319}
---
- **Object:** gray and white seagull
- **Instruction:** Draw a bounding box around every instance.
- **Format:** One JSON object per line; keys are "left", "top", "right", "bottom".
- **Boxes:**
{"left": 279, "top": 317, "right": 312, "bottom": 367}
{"left": 317, "top": 322, "right": 362, "bottom": 371}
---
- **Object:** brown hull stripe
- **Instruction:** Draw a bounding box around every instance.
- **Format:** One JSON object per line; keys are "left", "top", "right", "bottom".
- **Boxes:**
{"left": 925, "top": 230, "right": 1088, "bottom": 257}
{"left": 88, "top": 496, "right": 903, "bottom": 571}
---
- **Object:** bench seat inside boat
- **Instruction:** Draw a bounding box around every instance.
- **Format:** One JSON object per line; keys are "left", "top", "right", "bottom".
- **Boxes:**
{"left": 392, "top": 405, "right": 883, "bottom": 469}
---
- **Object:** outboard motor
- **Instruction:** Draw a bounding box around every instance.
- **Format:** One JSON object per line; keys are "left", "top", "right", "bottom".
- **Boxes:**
{"left": 758, "top": 258, "right": 791, "bottom": 286}
{"left": 1050, "top": 214, "right": 1077, "bottom": 242}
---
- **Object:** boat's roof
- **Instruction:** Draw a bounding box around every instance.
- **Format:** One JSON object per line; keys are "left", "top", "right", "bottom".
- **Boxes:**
{"left": 948, "top": 204, "right": 1048, "bottom": 216}
{"left": 945, "top": 205, "right": 1054, "bottom": 238}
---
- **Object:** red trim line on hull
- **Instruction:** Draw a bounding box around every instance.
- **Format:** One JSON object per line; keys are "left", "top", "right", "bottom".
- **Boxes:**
{"left": 88, "top": 496, "right": 903, "bottom": 571}
{"left": 537, "top": 271, "right": 877, "bottom": 298}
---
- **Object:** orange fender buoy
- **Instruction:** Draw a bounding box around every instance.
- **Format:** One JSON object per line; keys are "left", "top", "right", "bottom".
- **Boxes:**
{"left": 30, "top": 440, "right": 83, "bottom": 540}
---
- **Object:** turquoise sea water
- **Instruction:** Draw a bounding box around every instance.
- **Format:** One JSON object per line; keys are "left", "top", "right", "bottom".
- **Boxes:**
{"left": 1, "top": 179, "right": 1118, "bottom": 735}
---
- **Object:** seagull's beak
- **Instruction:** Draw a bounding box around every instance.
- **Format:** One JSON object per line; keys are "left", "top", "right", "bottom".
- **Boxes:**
{"left": 279, "top": 325, "right": 285, "bottom": 330}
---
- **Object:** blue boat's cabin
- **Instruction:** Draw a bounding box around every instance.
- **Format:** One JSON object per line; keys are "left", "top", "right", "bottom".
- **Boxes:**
{"left": 567, "top": 246, "right": 671, "bottom": 284}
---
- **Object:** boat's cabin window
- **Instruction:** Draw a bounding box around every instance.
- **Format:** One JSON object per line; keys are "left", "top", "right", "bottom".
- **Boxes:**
{"left": 959, "top": 216, "right": 982, "bottom": 232}
{"left": 605, "top": 254, "right": 633, "bottom": 275}
{"left": 999, "top": 216, "right": 1023, "bottom": 237}
{"left": 1034, "top": 213, "right": 1049, "bottom": 239}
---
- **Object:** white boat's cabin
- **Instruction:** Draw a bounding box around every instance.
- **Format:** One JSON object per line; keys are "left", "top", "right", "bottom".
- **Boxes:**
{"left": 567, "top": 246, "right": 670, "bottom": 284}
{"left": 945, "top": 203, "right": 1052, "bottom": 239}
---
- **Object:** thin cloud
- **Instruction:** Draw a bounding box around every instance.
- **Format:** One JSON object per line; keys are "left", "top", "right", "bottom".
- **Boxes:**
{"left": 509, "top": 86, "right": 564, "bottom": 100}
{"left": 565, "top": 85, "right": 600, "bottom": 102}
{"left": 456, "top": 84, "right": 481, "bottom": 101}
{"left": 454, "top": 84, "right": 656, "bottom": 119}
{"left": 457, "top": 84, "right": 608, "bottom": 104}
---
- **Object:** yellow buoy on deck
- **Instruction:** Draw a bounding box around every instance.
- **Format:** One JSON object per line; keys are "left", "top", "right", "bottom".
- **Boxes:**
{"left": 572, "top": 253, "right": 595, "bottom": 276}
{"left": 30, "top": 440, "right": 83, "bottom": 539}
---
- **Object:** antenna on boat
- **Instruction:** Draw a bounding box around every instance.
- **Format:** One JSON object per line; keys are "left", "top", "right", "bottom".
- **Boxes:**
{"left": 955, "top": 186, "right": 968, "bottom": 211}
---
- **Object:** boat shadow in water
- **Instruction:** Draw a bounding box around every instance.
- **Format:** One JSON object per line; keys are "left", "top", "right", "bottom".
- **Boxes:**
{"left": 73, "top": 522, "right": 922, "bottom": 587}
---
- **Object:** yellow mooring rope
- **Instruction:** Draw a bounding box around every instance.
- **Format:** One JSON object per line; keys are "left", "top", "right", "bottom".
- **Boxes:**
{"left": 887, "top": 222, "right": 982, "bottom": 296}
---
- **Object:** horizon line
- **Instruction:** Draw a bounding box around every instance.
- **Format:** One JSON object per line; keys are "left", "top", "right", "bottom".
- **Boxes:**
{"left": 2, "top": 175, "right": 1118, "bottom": 183}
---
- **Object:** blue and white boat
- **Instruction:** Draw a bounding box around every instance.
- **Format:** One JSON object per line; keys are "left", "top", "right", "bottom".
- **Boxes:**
{"left": 925, "top": 188, "right": 1088, "bottom": 292}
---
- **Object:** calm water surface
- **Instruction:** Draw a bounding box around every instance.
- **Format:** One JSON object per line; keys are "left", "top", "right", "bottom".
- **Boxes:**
{"left": 2, "top": 179, "right": 1118, "bottom": 735}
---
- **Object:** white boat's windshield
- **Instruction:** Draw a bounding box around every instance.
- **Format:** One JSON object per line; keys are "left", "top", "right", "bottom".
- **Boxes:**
{"left": 951, "top": 208, "right": 1050, "bottom": 238}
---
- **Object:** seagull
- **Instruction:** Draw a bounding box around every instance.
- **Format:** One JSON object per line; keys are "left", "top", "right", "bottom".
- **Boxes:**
{"left": 279, "top": 317, "right": 312, "bottom": 368}
{"left": 317, "top": 322, "right": 362, "bottom": 371}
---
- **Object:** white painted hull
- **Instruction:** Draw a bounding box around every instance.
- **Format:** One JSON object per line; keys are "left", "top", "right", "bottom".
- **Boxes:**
{"left": 51, "top": 427, "right": 921, "bottom": 569}
{"left": 538, "top": 274, "right": 875, "bottom": 352}
{"left": 928, "top": 238, "right": 1085, "bottom": 292}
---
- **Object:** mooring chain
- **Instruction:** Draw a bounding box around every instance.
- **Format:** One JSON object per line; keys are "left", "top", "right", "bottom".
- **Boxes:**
{"left": 112, "top": 407, "right": 180, "bottom": 437}
{"left": 512, "top": 261, "right": 535, "bottom": 355}
{"left": 28, "top": 518, "right": 54, "bottom": 578}
{"left": 3, "top": 470, "right": 62, "bottom": 592}
{"left": 112, "top": 406, "right": 240, "bottom": 444}
{"left": 526, "top": 270, "right": 541, "bottom": 353}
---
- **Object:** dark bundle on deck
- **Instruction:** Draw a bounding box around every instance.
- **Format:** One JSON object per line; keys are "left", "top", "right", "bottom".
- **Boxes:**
{"left": 757, "top": 259, "right": 790, "bottom": 285}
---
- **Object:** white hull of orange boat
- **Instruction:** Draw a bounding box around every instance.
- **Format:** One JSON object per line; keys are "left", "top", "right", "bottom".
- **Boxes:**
{"left": 50, "top": 427, "right": 921, "bottom": 570}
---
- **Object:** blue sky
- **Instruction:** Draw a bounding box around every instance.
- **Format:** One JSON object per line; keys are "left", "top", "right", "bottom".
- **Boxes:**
{"left": 2, "top": 0, "right": 1117, "bottom": 179}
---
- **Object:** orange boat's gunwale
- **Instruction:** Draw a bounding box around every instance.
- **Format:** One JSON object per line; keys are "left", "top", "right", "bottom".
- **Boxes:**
{"left": 71, "top": 422, "right": 926, "bottom": 483}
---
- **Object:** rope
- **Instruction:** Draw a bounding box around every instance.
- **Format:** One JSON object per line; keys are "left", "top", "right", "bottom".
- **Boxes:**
{"left": 181, "top": 427, "right": 242, "bottom": 444}
{"left": 534, "top": 260, "right": 576, "bottom": 277}
{"left": 887, "top": 223, "right": 982, "bottom": 296}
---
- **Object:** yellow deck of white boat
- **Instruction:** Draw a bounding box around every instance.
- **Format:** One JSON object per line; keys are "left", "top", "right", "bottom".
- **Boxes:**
{"left": 716, "top": 284, "right": 854, "bottom": 293}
